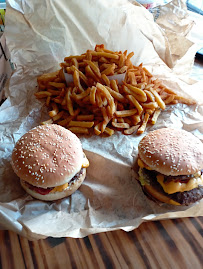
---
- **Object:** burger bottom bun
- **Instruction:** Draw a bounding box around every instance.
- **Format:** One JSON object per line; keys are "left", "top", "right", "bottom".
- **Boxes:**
{"left": 20, "top": 168, "right": 86, "bottom": 201}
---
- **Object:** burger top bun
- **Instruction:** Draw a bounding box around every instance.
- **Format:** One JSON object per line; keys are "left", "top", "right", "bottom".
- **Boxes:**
{"left": 138, "top": 128, "right": 203, "bottom": 176}
{"left": 11, "top": 124, "right": 84, "bottom": 188}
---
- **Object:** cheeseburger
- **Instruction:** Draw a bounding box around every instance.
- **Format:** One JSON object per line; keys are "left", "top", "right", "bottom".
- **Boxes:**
{"left": 137, "top": 128, "right": 203, "bottom": 206}
{"left": 11, "top": 124, "right": 89, "bottom": 201}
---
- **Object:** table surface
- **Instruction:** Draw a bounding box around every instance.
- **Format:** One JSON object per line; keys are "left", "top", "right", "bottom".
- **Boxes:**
{"left": 0, "top": 217, "right": 202, "bottom": 269}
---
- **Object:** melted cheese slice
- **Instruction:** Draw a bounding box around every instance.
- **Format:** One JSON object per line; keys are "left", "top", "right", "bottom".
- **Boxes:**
{"left": 157, "top": 174, "right": 203, "bottom": 194}
{"left": 50, "top": 155, "right": 89, "bottom": 193}
{"left": 137, "top": 158, "right": 152, "bottom": 170}
{"left": 82, "top": 154, "right": 89, "bottom": 168}
{"left": 51, "top": 182, "right": 69, "bottom": 193}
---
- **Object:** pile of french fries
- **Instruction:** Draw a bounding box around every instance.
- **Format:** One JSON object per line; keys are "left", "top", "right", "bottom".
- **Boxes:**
{"left": 35, "top": 44, "right": 195, "bottom": 136}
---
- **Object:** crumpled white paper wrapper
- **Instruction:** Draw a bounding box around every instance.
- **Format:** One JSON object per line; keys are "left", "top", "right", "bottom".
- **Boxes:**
{"left": 0, "top": 0, "right": 203, "bottom": 240}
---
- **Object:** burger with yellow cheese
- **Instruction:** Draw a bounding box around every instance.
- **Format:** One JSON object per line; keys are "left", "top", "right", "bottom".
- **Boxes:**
{"left": 137, "top": 128, "right": 203, "bottom": 206}
{"left": 11, "top": 124, "right": 89, "bottom": 201}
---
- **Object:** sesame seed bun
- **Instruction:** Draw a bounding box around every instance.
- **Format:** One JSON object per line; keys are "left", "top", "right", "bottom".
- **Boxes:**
{"left": 11, "top": 124, "right": 88, "bottom": 200}
{"left": 138, "top": 128, "right": 203, "bottom": 176}
{"left": 137, "top": 128, "right": 203, "bottom": 206}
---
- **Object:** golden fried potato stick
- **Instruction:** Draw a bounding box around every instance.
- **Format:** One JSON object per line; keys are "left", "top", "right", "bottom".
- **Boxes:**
{"left": 41, "top": 119, "right": 53, "bottom": 125}
{"left": 68, "top": 120, "right": 94, "bottom": 128}
{"left": 137, "top": 113, "right": 150, "bottom": 134}
{"left": 96, "top": 83, "right": 116, "bottom": 116}
{"left": 123, "top": 86, "right": 147, "bottom": 102}
{"left": 90, "top": 86, "right": 97, "bottom": 105}
{"left": 110, "top": 80, "right": 119, "bottom": 92}
{"left": 84, "top": 60, "right": 102, "bottom": 78}
{"left": 49, "top": 102, "right": 59, "bottom": 117}
{"left": 123, "top": 81, "right": 147, "bottom": 99}
{"left": 90, "top": 51, "right": 119, "bottom": 60}
{"left": 71, "top": 57, "right": 79, "bottom": 68}
{"left": 124, "top": 125, "right": 139, "bottom": 135}
{"left": 68, "top": 126, "right": 89, "bottom": 134}
{"left": 77, "top": 114, "right": 94, "bottom": 121}
{"left": 85, "top": 65, "right": 101, "bottom": 82}
{"left": 101, "top": 63, "right": 116, "bottom": 76}
{"left": 35, "top": 91, "right": 52, "bottom": 98}
{"left": 68, "top": 65, "right": 89, "bottom": 85}
{"left": 94, "top": 122, "right": 102, "bottom": 135}
{"left": 149, "top": 88, "right": 166, "bottom": 110}
{"left": 66, "top": 87, "right": 74, "bottom": 116}
{"left": 142, "top": 102, "right": 158, "bottom": 110}
{"left": 73, "top": 70, "right": 84, "bottom": 92}
{"left": 151, "top": 109, "right": 161, "bottom": 124}
{"left": 72, "top": 87, "right": 90, "bottom": 101}
{"left": 104, "top": 127, "right": 115, "bottom": 136}
{"left": 101, "top": 73, "right": 110, "bottom": 86}
{"left": 52, "top": 110, "right": 64, "bottom": 121}
{"left": 58, "top": 116, "right": 74, "bottom": 127}
{"left": 115, "top": 109, "right": 137, "bottom": 117}
{"left": 106, "top": 86, "right": 126, "bottom": 103}
{"left": 112, "top": 122, "right": 130, "bottom": 129}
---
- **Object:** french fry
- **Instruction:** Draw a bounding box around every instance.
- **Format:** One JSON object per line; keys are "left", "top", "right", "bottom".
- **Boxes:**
{"left": 48, "top": 82, "right": 66, "bottom": 88}
{"left": 66, "top": 87, "right": 74, "bottom": 116}
{"left": 68, "top": 120, "right": 94, "bottom": 128}
{"left": 68, "top": 126, "right": 89, "bottom": 134}
{"left": 137, "top": 113, "right": 150, "bottom": 134}
{"left": 77, "top": 114, "right": 94, "bottom": 121}
{"left": 46, "top": 96, "right": 51, "bottom": 106}
{"left": 123, "top": 81, "right": 147, "bottom": 99}
{"left": 73, "top": 70, "right": 84, "bottom": 92}
{"left": 64, "top": 54, "right": 86, "bottom": 62}
{"left": 101, "top": 107, "right": 109, "bottom": 123}
{"left": 85, "top": 65, "right": 100, "bottom": 82}
{"left": 90, "top": 51, "right": 119, "bottom": 60}
{"left": 115, "top": 109, "right": 137, "bottom": 117}
{"left": 151, "top": 109, "right": 161, "bottom": 124}
{"left": 112, "top": 122, "right": 130, "bottom": 129}
{"left": 35, "top": 91, "right": 52, "bottom": 98}
{"left": 106, "top": 86, "right": 126, "bottom": 103}
{"left": 149, "top": 88, "right": 166, "bottom": 110}
{"left": 110, "top": 80, "right": 119, "bottom": 92}
{"left": 101, "top": 63, "right": 116, "bottom": 76}
{"left": 101, "top": 73, "right": 110, "bottom": 86}
{"left": 124, "top": 125, "right": 139, "bottom": 135}
{"left": 173, "top": 95, "right": 196, "bottom": 105}
{"left": 142, "top": 102, "right": 158, "bottom": 109}
{"left": 58, "top": 116, "right": 74, "bottom": 127}
{"left": 36, "top": 44, "right": 195, "bottom": 136}
{"left": 123, "top": 86, "right": 147, "bottom": 102}
{"left": 49, "top": 102, "right": 59, "bottom": 117}
{"left": 96, "top": 83, "right": 116, "bottom": 116}
{"left": 47, "top": 89, "right": 62, "bottom": 96}
{"left": 84, "top": 60, "right": 102, "bottom": 78}
{"left": 131, "top": 115, "right": 141, "bottom": 125}
{"left": 90, "top": 86, "right": 97, "bottom": 105}
{"left": 52, "top": 110, "right": 64, "bottom": 121}
{"left": 144, "top": 90, "right": 155, "bottom": 102}
{"left": 126, "top": 95, "right": 143, "bottom": 115}
{"left": 71, "top": 57, "right": 79, "bottom": 68}
{"left": 72, "top": 87, "right": 90, "bottom": 101}
{"left": 94, "top": 122, "right": 102, "bottom": 135}
{"left": 37, "top": 71, "right": 59, "bottom": 84}
{"left": 163, "top": 94, "right": 175, "bottom": 104}
{"left": 104, "top": 126, "right": 115, "bottom": 136}
{"left": 69, "top": 65, "right": 89, "bottom": 85}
